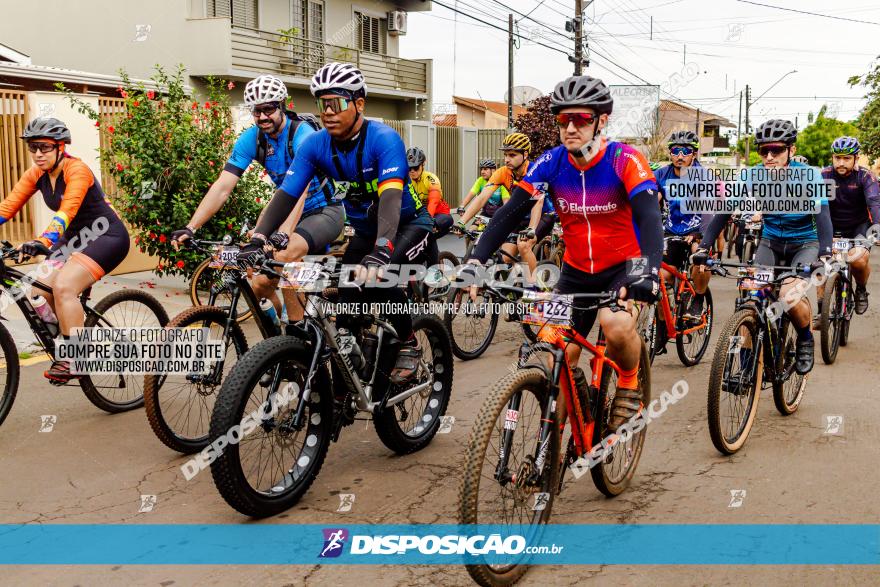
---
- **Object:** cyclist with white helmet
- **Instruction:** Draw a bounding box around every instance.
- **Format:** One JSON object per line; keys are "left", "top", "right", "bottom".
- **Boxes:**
{"left": 238, "top": 63, "right": 434, "bottom": 384}
{"left": 172, "top": 74, "right": 343, "bottom": 321}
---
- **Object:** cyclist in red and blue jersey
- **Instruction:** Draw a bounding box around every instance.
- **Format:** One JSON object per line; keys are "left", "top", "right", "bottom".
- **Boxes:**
{"left": 4, "top": 118, "right": 130, "bottom": 381}
{"left": 655, "top": 130, "right": 711, "bottom": 320}
{"left": 172, "top": 75, "right": 343, "bottom": 320}
{"left": 694, "top": 119, "right": 833, "bottom": 375}
{"left": 469, "top": 75, "right": 663, "bottom": 431}
{"left": 818, "top": 136, "right": 880, "bottom": 315}
{"left": 239, "top": 63, "right": 433, "bottom": 383}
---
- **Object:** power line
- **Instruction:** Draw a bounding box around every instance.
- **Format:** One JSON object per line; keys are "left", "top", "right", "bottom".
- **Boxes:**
{"left": 736, "top": 0, "right": 880, "bottom": 26}
{"left": 485, "top": 0, "right": 574, "bottom": 42}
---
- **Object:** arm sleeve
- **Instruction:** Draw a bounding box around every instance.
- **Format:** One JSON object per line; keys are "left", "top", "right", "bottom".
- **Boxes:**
{"left": 426, "top": 178, "right": 442, "bottom": 216}
{"left": 38, "top": 160, "right": 94, "bottom": 247}
{"left": 0, "top": 166, "right": 40, "bottom": 226}
{"left": 468, "top": 185, "right": 535, "bottom": 262}
{"left": 700, "top": 214, "right": 732, "bottom": 250}
{"left": 253, "top": 188, "right": 297, "bottom": 237}
{"left": 817, "top": 203, "right": 833, "bottom": 255}
{"left": 630, "top": 189, "right": 664, "bottom": 276}
{"left": 376, "top": 188, "right": 402, "bottom": 244}
{"left": 863, "top": 170, "right": 880, "bottom": 223}
{"left": 223, "top": 127, "right": 257, "bottom": 177}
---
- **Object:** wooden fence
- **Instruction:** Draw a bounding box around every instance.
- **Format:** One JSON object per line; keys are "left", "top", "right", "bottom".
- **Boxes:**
{"left": 0, "top": 91, "right": 34, "bottom": 244}
{"left": 97, "top": 97, "right": 126, "bottom": 198}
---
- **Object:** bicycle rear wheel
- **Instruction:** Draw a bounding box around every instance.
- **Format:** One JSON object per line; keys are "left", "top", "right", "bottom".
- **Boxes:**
{"left": 80, "top": 289, "right": 169, "bottom": 413}
{"left": 707, "top": 308, "right": 762, "bottom": 455}
{"left": 772, "top": 315, "right": 806, "bottom": 416}
{"left": 0, "top": 322, "right": 20, "bottom": 427}
{"left": 460, "top": 368, "right": 558, "bottom": 587}
{"left": 591, "top": 340, "right": 651, "bottom": 497}
{"left": 819, "top": 272, "right": 843, "bottom": 364}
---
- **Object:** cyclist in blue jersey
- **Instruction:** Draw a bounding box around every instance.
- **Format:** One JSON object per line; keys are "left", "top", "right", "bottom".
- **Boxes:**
{"left": 172, "top": 75, "right": 343, "bottom": 320}
{"left": 238, "top": 63, "right": 434, "bottom": 384}
{"left": 817, "top": 136, "right": 880, "bottom": 316}
{"left": 655, "top": 130, "right": 711, "bottom": 319}
{"left": 694, "top": 119, "right": 833, "bottom": 375}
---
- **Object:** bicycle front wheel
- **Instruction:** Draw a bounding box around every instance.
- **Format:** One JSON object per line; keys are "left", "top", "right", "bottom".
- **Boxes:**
{"left": 707, "top": 308, "right": 762, "bottom": 455}
{"left": 772, "top": 315, "right": 807, "bottom": 415}
{"left": 190, "top": 258, "right": 253, "bottom": 323}
{"left": 80, "top": 289, "right": 169, "bottom": 413}
{"left": 675, "top": 288, "right": 714, "bottom": 367}
{"left": 460, "top": 368, "right": 558, "bottom": 587}
{"left": 0, "top": 322, "right": 20, "bottom": 428}
{"left": 444, "top": 287, "right": 499, "bottom": 360}
{"left": 819, "top": 272, "right": 843, "bottom": 364}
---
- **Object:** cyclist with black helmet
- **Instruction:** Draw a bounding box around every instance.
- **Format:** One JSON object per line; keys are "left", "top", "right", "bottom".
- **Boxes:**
{"left": 655, "top": 130, "right": 711, "bottom": 319}
{"left": 238, "top": 63, "right": 433, "bottom": 384}
{"left": 459, "top": 159, "right": 509, "bottom": 217}
{"left": 468, "top": 75, "right": 663, "bottom": 432}
{"left": 816, "top": 136, "right": 880, "bottom": 315}
{"left": 3, "top": 118, "right": 131, "bottom": 382}
{"left": 693, "top": 119, "right": 833, "bottom": 375}
{"left": 454, "top": 133, "right": 555, "bottom": 284}
{"left": 172, "top": 74, "right": 343, "bottom": 321}
{"left": 406, "top": 146, "right": 452, "bottom": 270}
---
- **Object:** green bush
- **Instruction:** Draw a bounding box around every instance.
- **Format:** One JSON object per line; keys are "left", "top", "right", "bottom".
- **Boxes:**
{"left": 59, "top": 65, "right": 271, "bottom": 277}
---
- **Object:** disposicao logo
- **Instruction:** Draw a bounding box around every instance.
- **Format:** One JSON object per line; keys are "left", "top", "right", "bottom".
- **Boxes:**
{"left": 319, "top": 528, "right": 349, "bottom": 558}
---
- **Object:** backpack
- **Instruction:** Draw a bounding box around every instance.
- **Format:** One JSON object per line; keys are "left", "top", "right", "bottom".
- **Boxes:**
{"left": 255, "top": 110, "right": 333, "bottom": 204}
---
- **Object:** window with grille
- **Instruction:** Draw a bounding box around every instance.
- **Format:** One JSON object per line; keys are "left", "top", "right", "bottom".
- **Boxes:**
{"left": 291, "top": 0, "right": 323, "bottom": 40}
{"left": 209, "top": 0, "right": 258, "bottom": 29}
{"left": 356, "top": 12, "right": 386, "bottom": 54}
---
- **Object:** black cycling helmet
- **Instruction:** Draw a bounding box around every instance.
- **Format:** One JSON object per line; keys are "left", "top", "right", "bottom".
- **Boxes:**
{"left": 406, "top": 147, "right": 426, "bottom": 168}
{"left": 549, "top": 75, "right": 614, "bottom": 115}
{"left": 754, "top": 119, "right": 797, "bottom": 145}
{"left": 479, "top": 158, "right": 497, "bottom": 169}
{"left": 21, "top": 117, "right": 71, "bottom": 144}
{"left": 667, "top": 130, "right": 700, "bottom": 149}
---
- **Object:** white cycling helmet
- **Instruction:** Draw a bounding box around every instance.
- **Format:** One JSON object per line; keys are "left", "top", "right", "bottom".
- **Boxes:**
{"left": 243, "top": 75, "right": 288, "bottom": 107}
{"left": 310, "top": 62, "right": 368, "bottom": 98}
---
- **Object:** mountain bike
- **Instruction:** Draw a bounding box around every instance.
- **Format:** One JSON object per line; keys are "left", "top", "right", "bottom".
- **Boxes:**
{"left": 143, "top": 237, "right": 286, "bottom": 453}
{"left": 705, "top": 260, "right": 810, "bottom": 455}
{"left": 460, "top": 286, "right": 650, "bottom": 586}
{"left": 818, "top": 235, "right": 875, "bottom": 364}
{"left": 209, "top": 257, "right": 454, "bottom": 517}
{"left": 0, "top": 242, "right": 168, "bottom": 427}
{"left": 639, "top": 236, "right": 713, "bottom": 366}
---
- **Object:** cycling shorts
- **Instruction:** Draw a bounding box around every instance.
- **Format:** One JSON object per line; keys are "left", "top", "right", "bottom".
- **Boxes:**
{"left": 47, "top": 220, "right": 130, "bottom": 280}
{"left": 836, "top": 221, "right": 872, "bottom": 248}
{"left": 662, "top": 234, "right": 700, "bottom": 271}
{"left": 555, "top": 261, "right": 630, "bottom": 338}
{"left": 754, "top": 238, "right": 818, "bottom": 278}
{"left": 294, "top": 203, "right": 345, "bottom": 255}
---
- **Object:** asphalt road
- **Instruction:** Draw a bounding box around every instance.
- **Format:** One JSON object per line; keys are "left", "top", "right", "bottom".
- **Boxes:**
{"left": 2, "top": 246, "right": 880, "bottom": 585}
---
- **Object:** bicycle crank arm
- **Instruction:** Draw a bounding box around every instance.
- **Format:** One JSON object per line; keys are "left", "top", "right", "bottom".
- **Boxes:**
{"left": 368, "top": 380, "right": 432, "bottom": 412}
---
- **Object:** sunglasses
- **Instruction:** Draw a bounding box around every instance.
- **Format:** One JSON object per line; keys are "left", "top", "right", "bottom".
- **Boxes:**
{"left": 317, "top": 97, "right": 351, "bottom": 114}
{"left": 408, "top": 166, "right": 421, "bottom": 172}
{"left": 555, "top": 112, "right": 597, "bottom": 128}
{"left": 758, "top": 145, "right": 788, "bottom": 157}
{"left": 252, "top": 103, "right": 279, "bottom": 117}
{"left": 669, "top": 146, "right": 695, "bottom": 156}
{"left": 27, "top": 143, "right": 57, "bottom": 154}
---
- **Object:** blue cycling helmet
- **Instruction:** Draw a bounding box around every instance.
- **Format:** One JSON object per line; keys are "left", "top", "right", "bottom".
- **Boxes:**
{"left": 831, "top": 136, "right": 860, "bottom": 155}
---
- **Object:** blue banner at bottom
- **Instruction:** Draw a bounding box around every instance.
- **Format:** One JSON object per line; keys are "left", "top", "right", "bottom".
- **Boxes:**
{"left": 0, "top": 524, "right": 877, "bottom": 565}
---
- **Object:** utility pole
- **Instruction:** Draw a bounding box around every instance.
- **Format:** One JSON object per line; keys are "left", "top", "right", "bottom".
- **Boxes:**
{"left": 736, "top": 90, "right": 743, "bottom": 166}
{"left": 744, "top": 84, "right": 751, "bottom": 165}
{"left": 508, "top": 13, "right": 514, "bottom": 129}
{"left": 574, "top": 0, "right": 583, "bottom": 75}
{"left": 695, "top": 108, "right": 701, "bottom": 135}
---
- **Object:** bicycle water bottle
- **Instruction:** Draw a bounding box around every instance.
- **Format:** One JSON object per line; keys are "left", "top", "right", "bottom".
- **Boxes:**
{"left": 337, "top": 328, "right": 365, "bottom": 371}
{"left": 260, "top": 299, "right": 280, "bottom": 327}
{"left": 32, "top": 296, "right": 59, "bottom": 337}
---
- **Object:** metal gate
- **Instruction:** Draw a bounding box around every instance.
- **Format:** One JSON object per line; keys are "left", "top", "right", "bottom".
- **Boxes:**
{"left": 435, "top": 127, "right": 460, "bottom": 206}
{"left": 0, "top": 91, "right": 34, "bottom": 243}
{"left": 477, "top": 129, "right": 506, "bottom": 169}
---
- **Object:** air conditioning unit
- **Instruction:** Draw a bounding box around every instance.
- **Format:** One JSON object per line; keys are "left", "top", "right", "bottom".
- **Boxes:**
{"left": 388, "top": 10, "right": 408, "bottom": 36}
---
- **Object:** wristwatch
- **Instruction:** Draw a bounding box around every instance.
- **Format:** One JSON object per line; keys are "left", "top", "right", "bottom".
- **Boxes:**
{"left": 375, "top": 237, "right": 394, "bottom": 252}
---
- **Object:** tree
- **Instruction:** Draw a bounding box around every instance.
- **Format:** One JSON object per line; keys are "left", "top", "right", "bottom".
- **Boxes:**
{"left": 59, "top": 66, "right": 270, "bottom": 277}
{"left": 795, "top": 105, "right": 859, "bottom": 166}
{"left": 513, "top": 95, "right": 560, "bottom": 158}
{"left": 635, "top": 107, "right": 669, "bottom": 162}
{"left": 850, "top": 59, "right": 880, "bottom": 159}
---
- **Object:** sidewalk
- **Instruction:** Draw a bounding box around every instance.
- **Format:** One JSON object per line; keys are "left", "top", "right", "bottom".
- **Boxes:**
{"left": 3, "top": 270, "right": 192, "bottom": 352}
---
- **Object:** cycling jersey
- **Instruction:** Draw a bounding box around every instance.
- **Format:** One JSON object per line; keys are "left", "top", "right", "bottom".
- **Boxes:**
{"left": 471, "top": 176, "right": 510, "bottom": 208}
{"left": 655, "top": 161, "right": 703, "bottom": 235}
{"left": 758, "top": 160, "right": 820, "bottom": 242}
{"left": 408, "top": 170, "right": 450, "bottom": 216}
{"left": 225, "top": 117, "right": 331, "bottom": 215}
{"left": 0, "top": 156, "right": 126, "bottom": 248}
{"left": 278, "top": 120, "right": 429, "bottom": 236}
{"left": 518, "top": 141, "right": 658, "bottom": 273}
{"left": 821, "top": 166, "right": 880, "bottom": 231}
{"left": 488, "top": 163, "right": 554, "bottom": 219}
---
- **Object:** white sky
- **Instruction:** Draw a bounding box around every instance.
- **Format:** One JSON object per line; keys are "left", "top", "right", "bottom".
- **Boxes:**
{"left": 399, "top": 0, "right": 879, "bottom": 131}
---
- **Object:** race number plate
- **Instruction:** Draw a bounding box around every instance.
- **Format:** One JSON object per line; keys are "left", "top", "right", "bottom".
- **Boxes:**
{"left": 522, "top": 291, "right": 573, "bottom": 327}
{"left": 280, "top": 262, "right": 323, "bottom": 289}
{"left": 833, "top": 240, "right": 851, "bottom": 252}
{"left": 208, "top": 247, "right": 239, "bottom": 269}
{"left": 739, "top": 268, "right": 773, "bottom": 290}
{"left": 343, "top": 225, "right": 355, "bottom": 237}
